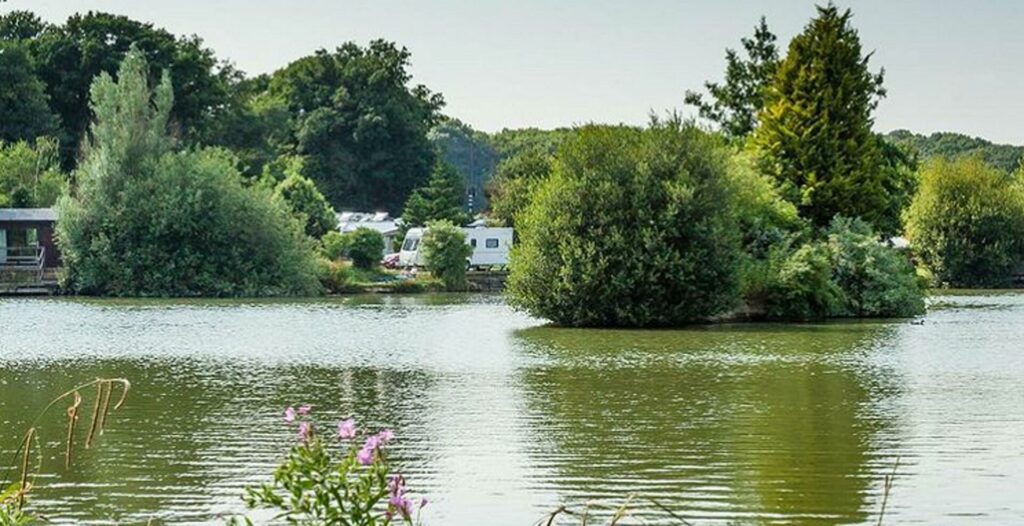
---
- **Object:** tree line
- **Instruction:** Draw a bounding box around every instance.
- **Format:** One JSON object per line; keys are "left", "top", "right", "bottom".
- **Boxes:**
{"left": 1, "top": 5, "right": 1019, "bottom": 309}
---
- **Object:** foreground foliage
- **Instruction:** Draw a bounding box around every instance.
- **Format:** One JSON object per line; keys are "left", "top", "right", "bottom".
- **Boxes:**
{"left": 905, "top": 157, "right": 1024, "bottom": 287}
{"left": 508, "top": 120, "right": 742, "bottom": 327}
{"left": 57, "top": 48, "right": 320, "bottom": 297}
{"left": 233, "top": 408, "right": 424, "bottom": 525}
{"left": 1, "top": 378, "right": 130, "bottom": 525}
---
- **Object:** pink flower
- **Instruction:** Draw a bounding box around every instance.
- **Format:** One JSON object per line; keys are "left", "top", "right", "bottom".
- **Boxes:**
{"left": 297, "top": 405, "right": 312, "bottom": 415}
{"left": 337, "top": 418, "right": 356, "bottom": 440}
{"left": 283, "top": 406, "right": 297, "bottom": 424}
{"left": 356, "top": 445, "right": 374, "bottom": 465}
{"left": 376, "top": 429, "right": 394, "bottom": 444}
{"left": 297, "top": 421, "right": 313, "bottom": 443}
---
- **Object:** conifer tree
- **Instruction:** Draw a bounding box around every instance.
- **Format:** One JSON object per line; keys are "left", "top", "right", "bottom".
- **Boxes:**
{"left": 401, "top": 161, "right": 470, "bottom": 227}
{"left": 685, "top": 17, "right": 779, "bottom": 138}
{"left": 754, "top": 5, "right": 899, "bottom": 232}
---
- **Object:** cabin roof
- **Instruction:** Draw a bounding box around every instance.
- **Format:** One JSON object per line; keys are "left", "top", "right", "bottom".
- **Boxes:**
{"left": 0, "top": 208, "right": 57, "bottom": 222}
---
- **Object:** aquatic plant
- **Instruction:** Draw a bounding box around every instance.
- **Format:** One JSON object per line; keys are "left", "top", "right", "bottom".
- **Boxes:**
{"left": 0, "top": 378, "right": 131, "bottom": 523}
{"left": 231, "top": 406, "right": 425, "bottom": 525}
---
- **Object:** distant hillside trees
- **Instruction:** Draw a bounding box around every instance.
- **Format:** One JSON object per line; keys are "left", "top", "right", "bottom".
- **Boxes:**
{"left": 885, "top": 129, "right": 1023, "bottom": 173}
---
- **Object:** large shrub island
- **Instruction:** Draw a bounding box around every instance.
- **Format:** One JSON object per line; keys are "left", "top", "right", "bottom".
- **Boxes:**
{"left": 507, "top": 121, "right": 744, "bottom": 327}
{"left": 57, "top": 48, "right": 321, "bottom": 297}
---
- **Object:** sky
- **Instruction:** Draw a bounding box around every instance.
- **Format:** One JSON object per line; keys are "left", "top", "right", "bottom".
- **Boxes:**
{"left": 5, "top": 0, "right": 1024, "bottom": 144}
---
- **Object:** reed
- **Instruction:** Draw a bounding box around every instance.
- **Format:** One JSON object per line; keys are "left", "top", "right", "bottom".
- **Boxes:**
{"left": 0, "top": 377, "right": 131, "bottom": 519}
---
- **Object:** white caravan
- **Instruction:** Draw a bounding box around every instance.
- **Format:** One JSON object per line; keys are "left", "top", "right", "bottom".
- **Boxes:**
{"left": 399, "top": 227, "right": 513, "bottom": 269}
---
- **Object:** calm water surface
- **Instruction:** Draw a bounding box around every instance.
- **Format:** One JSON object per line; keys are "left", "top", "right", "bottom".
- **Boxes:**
{"left": 1, "top": 293, "right": 1023, "bottom": 524}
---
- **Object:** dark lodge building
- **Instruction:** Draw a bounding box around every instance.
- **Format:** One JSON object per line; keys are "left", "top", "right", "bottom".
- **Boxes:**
{"left": 0, "top": 208, "right": 60, "bottom": 288}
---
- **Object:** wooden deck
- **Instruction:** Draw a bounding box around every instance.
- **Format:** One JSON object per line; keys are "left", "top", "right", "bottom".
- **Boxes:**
{"left": 1, "top": 246, "right": 59, "bottom": 295}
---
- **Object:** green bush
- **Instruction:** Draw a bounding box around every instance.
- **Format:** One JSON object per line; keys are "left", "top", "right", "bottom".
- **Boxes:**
{"left": 507, "top": 120, "right": 743, "bottom": 327}
{"left": 346, "top": 227, "right": 385, "bottom": 269}
{"left": 315, "top": 258, "right": 362, "bottom": 293}
{"left": 0, "top": 137, "right": 64, "bottom": 208}
{"left": 320, "top": 230, "right": 349, "bottom": 261}
{"left": 751, "top": 218, "right": 924, "bottom": 320}
{"left": 825, "top": 217, "right": 925, "bottom": 317}
{"left": 273, "top": 168, "right": 338, "bottom": 239}
{"left": 762, "top": 242, "right": 843, "bottom": 320}
{"left": 421, "top": 220, "right": 472, "bottom": 291}
{"left": 904, "top": 157, "right": 1024, "bottom": 287}
{"left": 57, "top": 48, "right": 321, "bottom": 297}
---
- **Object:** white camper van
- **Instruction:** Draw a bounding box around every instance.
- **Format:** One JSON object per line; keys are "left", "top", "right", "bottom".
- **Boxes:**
{"left": 398, "top": 227, "right": 513, "bottom": 269}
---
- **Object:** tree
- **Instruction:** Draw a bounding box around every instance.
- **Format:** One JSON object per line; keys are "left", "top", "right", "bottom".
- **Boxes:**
{"left": 0, "top": 138, "right": 64, "bottom": 208}
{"left": 7, "top": 11, "right": 230, "bottom": 165}
{"left": 402, "top": 161, "right": 471, "bottom": 227}
{"left": 685, "top": 16, "right": 780, "bottom": 138}
{"left": 273, "top": 161, "right": 338, "bottom": 239}
{"left": 57, "top": 47, "right": 320, "bottom": 297}
{"left": 270, "top": 41, "right": 445, "bottom": 212}
{"left": 753, "top": 5, "right": 900, "bottom": 232}
{"left": 0, "top": 42, "right": 59, "bottom": 144}
{"left": 201, "top": 75, "right": 293, "bottom": 178}
{"left": 904, "top": 157, "right": 1024, "bottom": 287}
{"left": 507, "top": 120, "right": 743, "bottom": 327}
{"left": 486, "top": 149, "right": 553, "bottom": 228}
{"left": 345, "top": 227, "right": 385, "bottom": 269}
{"left": 422, "top": 220, "right": 472, "bottom": 291}
{"left": 430, "top": 119, "right": 499, "bottom": 213}
{"left": 0, "top": 10, "right": 46, "bottom": 40}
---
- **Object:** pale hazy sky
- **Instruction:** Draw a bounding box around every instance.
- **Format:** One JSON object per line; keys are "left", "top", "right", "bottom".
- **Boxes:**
{"left": 5, "top": 1, "right": 1024, "bottom": 143}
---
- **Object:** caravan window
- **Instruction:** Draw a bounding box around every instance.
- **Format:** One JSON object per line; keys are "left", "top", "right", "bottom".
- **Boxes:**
{"left": 470, "top": 239, "right": 477, "bottom": 248}
{"left": 402, "top": 238, "right": 419, "bottom": 251}
{"left": 485, "top": 238, "right": 499, "bottom": 248}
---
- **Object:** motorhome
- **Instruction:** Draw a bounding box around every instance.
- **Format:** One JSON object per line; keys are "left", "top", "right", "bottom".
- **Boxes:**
{"left": 398, "top": 226, "right": 513, "bottom": 269}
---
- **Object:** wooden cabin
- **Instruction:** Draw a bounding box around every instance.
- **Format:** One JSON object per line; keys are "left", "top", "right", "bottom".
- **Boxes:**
{"left": 0, "top": 208, "right": 60, "bottom": 291}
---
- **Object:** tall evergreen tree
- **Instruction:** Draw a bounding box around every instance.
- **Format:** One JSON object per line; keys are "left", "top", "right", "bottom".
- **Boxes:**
{"left": 753, "top": 5, "right": 896, "bottom": 232}
{"left": 401, "top": 161, "right": 470, "bottom": 228}
{"left": 684, "top": 16, "right": 779, "bottom": 138}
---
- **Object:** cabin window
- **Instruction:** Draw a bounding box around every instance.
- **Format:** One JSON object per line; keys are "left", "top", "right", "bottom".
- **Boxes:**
{"left": 485, "top": 238, "right": 499, "bottom": 248}
{"left": 470, "top": 239, "right": 477, "bottom": 248}
{"left": 402, "top": 238, "right": 419, "bottom": 251}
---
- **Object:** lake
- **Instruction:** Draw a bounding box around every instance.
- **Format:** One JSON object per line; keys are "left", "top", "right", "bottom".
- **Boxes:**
{"left": 1, "top": 292, "right": 1023, "bottom": 525}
